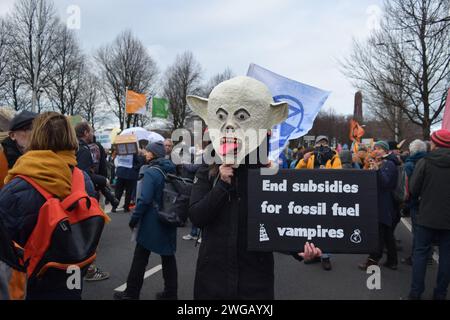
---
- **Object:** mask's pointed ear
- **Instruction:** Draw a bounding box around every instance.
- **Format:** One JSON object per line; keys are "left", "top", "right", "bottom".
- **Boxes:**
{"left": 270, "top": 101, "right": 289, "bottom": 126}
{"left": 187, "top": 96, "right": 209, "bottom": 122}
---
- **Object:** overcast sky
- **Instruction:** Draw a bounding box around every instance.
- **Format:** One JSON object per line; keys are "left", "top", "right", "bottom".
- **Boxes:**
{"left": 0, "top": 0, "right": 385, "bottom": 115}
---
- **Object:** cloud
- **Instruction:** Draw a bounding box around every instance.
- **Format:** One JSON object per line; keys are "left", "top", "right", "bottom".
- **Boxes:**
{"left": 0, "top": 0, "right": 15, "bottom": 16}
{"left": 2, "top": 0, "right": 385, "bottom": 115}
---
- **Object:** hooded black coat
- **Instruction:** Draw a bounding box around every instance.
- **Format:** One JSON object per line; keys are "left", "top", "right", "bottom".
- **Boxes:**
{"left": 410, "top": 147, "right": 450, "bottom": 230}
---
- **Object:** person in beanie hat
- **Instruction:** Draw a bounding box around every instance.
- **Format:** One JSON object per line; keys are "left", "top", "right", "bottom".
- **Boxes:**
{"left": 114, "top": 140, "right": 178, "bottom": 301}
{"left": 408, "top": 129, "right": 450, "bottom": 300}
{"left": 430, "top": 129, "right": 450, "bottom": 149}
{"left": 1, "top": 111, "right": 37, "bottom": 169}
{"left": 359, "top": 140, "right": 400, "bottom": 271}
{"left": 374, "top": 140, "right": 390, "bottom": 152}
{"left": 146, "top": 141, "right": 166, "bottom": 159}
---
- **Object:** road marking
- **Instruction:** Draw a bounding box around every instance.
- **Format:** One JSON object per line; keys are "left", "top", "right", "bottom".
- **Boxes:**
{"left": 401, "top": 218, "right": 439, "bottom": 263}
{"left": 114, "top": 265, "right": 162, "bottom": 292}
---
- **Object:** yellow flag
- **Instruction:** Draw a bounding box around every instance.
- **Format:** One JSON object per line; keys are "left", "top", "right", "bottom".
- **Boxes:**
{"left": 126, "top": 90, "right": 147, "bottom": 115}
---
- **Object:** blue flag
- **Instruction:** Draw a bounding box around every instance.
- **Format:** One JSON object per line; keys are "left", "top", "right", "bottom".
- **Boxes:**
{"left": 247, "top": 63, "right": 330, "bottom": 161}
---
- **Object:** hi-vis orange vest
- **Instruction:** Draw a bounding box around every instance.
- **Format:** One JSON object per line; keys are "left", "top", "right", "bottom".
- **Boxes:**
{"left": 295, "top": 154, "right": 342, "bottom": 170}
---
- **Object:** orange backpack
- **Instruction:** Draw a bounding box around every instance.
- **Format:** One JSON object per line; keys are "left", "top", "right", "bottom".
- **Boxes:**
{"left": 16, "top": 168, "right": 107, "bottom": 282}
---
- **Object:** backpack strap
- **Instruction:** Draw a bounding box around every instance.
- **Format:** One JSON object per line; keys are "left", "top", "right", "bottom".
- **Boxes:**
{"left": 149, "top": 166, "right": 167, "bottom": 180}
{"left": 61, "top": 168, "right": 91, "bottom": 211}
{"left": 15, "top": 176, "right": 53, "bottom": 201}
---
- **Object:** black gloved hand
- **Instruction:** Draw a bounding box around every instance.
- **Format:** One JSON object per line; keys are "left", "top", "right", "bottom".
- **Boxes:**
{"left": 129, "top": 217, "right": 140, "bottom": 230}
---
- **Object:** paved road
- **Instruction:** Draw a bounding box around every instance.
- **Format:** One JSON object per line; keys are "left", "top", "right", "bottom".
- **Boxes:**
{"left": 82, "top": 205, "right": 439, "bottom": 300}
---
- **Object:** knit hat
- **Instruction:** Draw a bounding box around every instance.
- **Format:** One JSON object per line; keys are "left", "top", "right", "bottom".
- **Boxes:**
{"left": 431, "top": 129, "right": 450, "bottom": 149}
{"left": 374, "top": 140, "right": 390, "bottom": 151}
{"left": 315, "top": 135, "right": 329, "bottom": 145}
{"left": 146, "top": 141, "right": 166, "bottom": 159}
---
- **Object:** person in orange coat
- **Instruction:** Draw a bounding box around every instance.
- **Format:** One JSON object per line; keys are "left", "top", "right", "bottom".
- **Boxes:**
{"left": 295, "top": 135, "right": 342, "bottom": 271}
{"left": 296, "top": 136, "right": 342, "bottom": 170}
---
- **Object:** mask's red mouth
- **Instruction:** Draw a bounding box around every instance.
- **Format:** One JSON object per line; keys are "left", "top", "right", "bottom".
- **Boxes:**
{"left": 219, "top": 137, "right": 242, "bottom": 156}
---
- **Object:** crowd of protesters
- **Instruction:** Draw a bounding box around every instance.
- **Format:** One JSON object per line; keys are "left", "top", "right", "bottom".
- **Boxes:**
{"left": 0, "top": 110, "right": 449, "bottom": 300}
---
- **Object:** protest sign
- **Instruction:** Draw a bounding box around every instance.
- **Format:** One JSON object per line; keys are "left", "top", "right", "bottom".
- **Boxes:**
{"left": 248, "top": 169, "right": 378, "bottom": 253}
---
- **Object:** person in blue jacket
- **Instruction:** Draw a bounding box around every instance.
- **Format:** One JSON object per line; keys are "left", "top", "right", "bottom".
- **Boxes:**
{"left": 114, "top": 141, "right": 178, "bottom": 300}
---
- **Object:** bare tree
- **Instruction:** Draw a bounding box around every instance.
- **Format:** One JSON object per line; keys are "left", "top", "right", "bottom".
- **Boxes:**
{"left": 77, "top": 69, "right": 100, "bottom": 129}
{"left": 201, "top": 67, "right": 234, "bottom": 97}
{"left": 342, "top": 0, "right": 450, "bottom": 139}
{"left": 163, "top": 51, "right": 202, "bottom": 130}
{"left": 7, "top": 0, "right": 61, "bottom": 113}
{"left": 46, "top": 24, "right": 85, "bottom": 115}
{"left": 0, "top": 18, "right": 30, "bottom": 111}
{"left": 0, "top": 18, "right": 11, "bottom": 96}
{"left": 96, "top": 30, "right": 158, "bottom": 129}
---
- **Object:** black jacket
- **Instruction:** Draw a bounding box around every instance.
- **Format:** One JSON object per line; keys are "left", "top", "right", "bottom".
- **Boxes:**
{"left": 77, "top": 139, "right": 107, "bottom": 189}
{"left": 377, "top": 153, "right": 400, "bottom": 227}
{"left": 189, "top": 164, "right": 302, "bottom": 300}
{"left": 410, "top": 148, "right": 450, "bottom": 230}
{"left": 76, "top": 139, "right": 94, "bottom": 172}
{"left": 1, "top": 137, "right": 23, "bottom": 169}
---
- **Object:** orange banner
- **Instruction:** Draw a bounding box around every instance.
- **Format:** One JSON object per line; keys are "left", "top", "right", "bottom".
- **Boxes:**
{"left": 126, "top": 90, "right": 147, "bottom": 115}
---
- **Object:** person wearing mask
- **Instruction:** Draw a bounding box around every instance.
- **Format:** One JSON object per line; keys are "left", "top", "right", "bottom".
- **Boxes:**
{"left": 114, "top": 141, "right": 178, "bottom": 300}
{"left": 0, "top": 112, "right": 98, "bottom": 299}
{"left": 408, "top": 130, "right": 450, "bottom": 300}
{"left": 359, "top": 140, "right": 399, "bottom": 271}
{"left": 1, "top": 111, "right": 37, "bottom": 169}
{"left": 296, "top": 136, "right": 342, "bottom": 271}
{"left": 189, "top": 157, "right": 322, "bottom": 299}
{"left": 402, "top": 140, "right": 428, "bottom": 266}
{"left": 296, "top": 136, "right": 342, "bottom": 170}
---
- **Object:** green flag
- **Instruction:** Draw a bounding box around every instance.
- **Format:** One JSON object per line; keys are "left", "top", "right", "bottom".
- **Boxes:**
{"left": 152, "top": 97, "right": 169, "bottom": 119}
{"left": 68, "top": 115, "right": 84, "bottom": 128}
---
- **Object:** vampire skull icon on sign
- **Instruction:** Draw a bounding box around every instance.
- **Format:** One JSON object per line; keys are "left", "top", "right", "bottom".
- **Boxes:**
{"left": 187, "top": 76, "right": 289, "bottom": 166}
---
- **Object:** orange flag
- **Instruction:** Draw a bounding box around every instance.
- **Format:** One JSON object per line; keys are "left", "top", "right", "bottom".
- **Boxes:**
{"left": 349, "top": 119, "right": 365, "bottom": 142}
{"left": 126, "top": 90, "right": 147, "bottom": 115}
